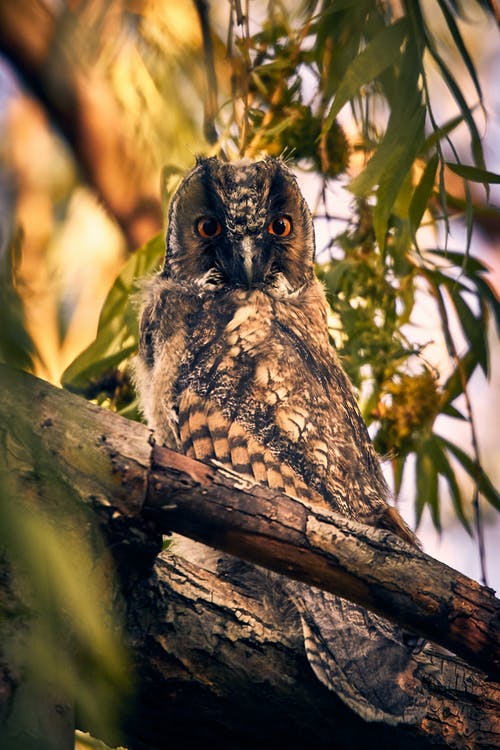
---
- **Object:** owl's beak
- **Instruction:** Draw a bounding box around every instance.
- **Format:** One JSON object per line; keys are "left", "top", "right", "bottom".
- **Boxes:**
{"left": 240, "top": 236, "right": 256, "bottom": 286}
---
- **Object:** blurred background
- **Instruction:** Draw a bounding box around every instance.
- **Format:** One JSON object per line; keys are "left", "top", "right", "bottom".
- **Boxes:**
{"left": 0, "top": 1, "right": 499, "bottom": 589}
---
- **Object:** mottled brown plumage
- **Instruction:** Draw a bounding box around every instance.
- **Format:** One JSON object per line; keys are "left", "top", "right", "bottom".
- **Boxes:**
{"left": 134, "top": 156, "right": 424, "bottom": 724}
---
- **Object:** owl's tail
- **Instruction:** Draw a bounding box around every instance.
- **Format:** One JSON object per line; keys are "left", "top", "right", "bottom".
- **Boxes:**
{"left": 292, "top": 583, "right": 426, "bottom": 726}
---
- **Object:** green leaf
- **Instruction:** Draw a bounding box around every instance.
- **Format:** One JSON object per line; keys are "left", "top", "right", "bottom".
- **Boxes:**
{"left": 440, "top": 350, "right": 477, "bottom": 408}
{"left": 62, "top": 233, "right": 164, "bottom": 393}
{"left": 409, "top": 154, "right": 438, "bottom": 245}
{"left": 425, "top": 247, "right": 489, "bottom": 276}
{"left": 422, "top": 113, "right": 464, "bottom": 151}
{"left": 421, "top": 267, "right": 470, "bottom": 295}
{"left": 435, "top": 0, "right": 483, "bottom": 105}
{"left": 415, "top": 443, "right": 440, "bottom": 530}
{"left": 348, "top": 97, "right": 423, "bottom": 198}
{"left": 440, "top": 437, "right": 500, "bottom": 512}
{"left": 323, "top": 18, "right": 409, "bottom": 131}
{"left": 446, "top": 162, "right": 500, "bottom": 184}
{"left": 447, "top": 289, "right": 488, "bottom": 376}
{"left": 118, "top": 396, "right": 141, "bottom": 421}
{"left": 474, "top": 275, "right": 500, "bottom": 338}
{"left": 392, "top": 455, "right": 406, "bottom": 498}
{"left": 463, "top": 164, "right": 473, "bottom": 256}
{"left": 0, "top": 231, "right": 37, "bottom": 372}
{"left": 432, "top": 435, "right": 471, "bottom": 532}
{"left": 441, "top": 403, "right": 466, "bottom": 421}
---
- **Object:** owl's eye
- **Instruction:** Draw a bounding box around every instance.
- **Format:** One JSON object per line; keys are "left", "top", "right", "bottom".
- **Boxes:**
{"left": 196, "top": 217, "right": 222, "bottom": 238}
{"left": 268, "top": 215, "right": 292, "bottom": 237}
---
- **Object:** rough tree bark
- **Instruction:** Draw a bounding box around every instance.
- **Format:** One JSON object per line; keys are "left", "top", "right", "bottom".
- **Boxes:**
{"left": 0, "top": 364, "right": 499, "bottom": 750}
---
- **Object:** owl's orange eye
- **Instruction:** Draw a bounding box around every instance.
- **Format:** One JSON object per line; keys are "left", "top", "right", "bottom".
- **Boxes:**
{"left": 196, "top": 217, "right": 222, "bottom": 238}
{"left": 268, "top": 215, "right": 292, "bottom": 237}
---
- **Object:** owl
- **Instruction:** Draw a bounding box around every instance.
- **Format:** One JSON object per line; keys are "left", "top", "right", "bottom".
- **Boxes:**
{"left": 134, "top": 156, "right": 424, "bottom": 725}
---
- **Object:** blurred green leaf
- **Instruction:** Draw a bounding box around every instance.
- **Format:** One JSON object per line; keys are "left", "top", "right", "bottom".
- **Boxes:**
{"left": 392, "top": 455, "right": 406, "bottom": 498}
{"left": 422, "top": 113, "right": 464, "bottom": 151}
{"left": 323, "top": 18, "right": 408, "bottom": 130}
{"left": 348, "top": 33, "right": 425, "bottom": 248}
{"left": 473, "top": 275, "right": 500, "bottom": 337}
{"left": 441, "top": 403, "right": 466, "bottom": 421}
{"left": 416, "top": 442, "right": 440, "bottom": 530}
{"left": 425, "top": 247, "right": 490, "bottom": 275}
{"left": 0, "top": 231, "right": 37, "bottom": 372}
{"left": 435, "top": 0, "right": 483, "bottom": 104}
{"left": 409, "top": 154, "right": 438, "bottom": 245}
{"left": 432, "top": 434, "right": 471, "bottom": 532}
{"left": 62, "top": 233, "right": 164, "bottom": 396}
{"left": 447, "top": 289, "right": 488, "bottom": 376}
{"left": 446, "top": 163, "right": 500, "bottom": 184}
{"left": 440, "top": 350, "right": 477, "bottom": 408}
{"left": 0, "top": 482, "right": 130, "bottom": 745}
{"left": 440, "top": 436, "right": 500, "bottom": 511}
{"left": 373, "top": 100, "right": 425, "bottom": 250}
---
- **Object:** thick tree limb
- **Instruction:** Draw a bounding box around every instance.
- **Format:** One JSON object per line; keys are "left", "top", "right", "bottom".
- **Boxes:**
{"left": 146, "top": 443, "right": 500, "bottom": 679}
{"left": 125, "top": 553, "right": 500, "bottom": 750}
{"left": 1, "top": 364, "right": 499, "bottom": 749}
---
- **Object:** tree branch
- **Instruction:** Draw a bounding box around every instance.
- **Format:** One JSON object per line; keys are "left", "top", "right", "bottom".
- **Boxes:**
{"left": 146, "top": 443, "right": 500, "bottom": 679}
{"left": 0, "top": 0, "right": 163, "bottom": 251}
{"left": 1, "top": 363, "right": 499, "bottom": 749}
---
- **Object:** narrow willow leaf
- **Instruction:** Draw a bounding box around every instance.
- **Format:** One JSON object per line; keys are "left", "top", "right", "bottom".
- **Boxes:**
{"left": 432, "top": 434, "right": 471, "bottom": 532}
{"left": 474, "top": 276, "right": 500, "bottom": 337}
{"left": 415, "top": 451, "right": 425, "bottom": 527}
{"left": 323, "top": 17, "right": 409, "bottom": 131}
{"left": 409, "top": 154, "right": 439, "bottom": 245}
{"left": 96, "top": 233, "right": 164, "bottom": 333}
{"left": 392, "top": 455, "right": 406, "bottom": 498}
{"left": 348, "top": 104, "right": 417, "bottom": 197}
{"left": 0, "top": 237, "right": 37, "bottom": 372}
{"left": 464, "top": 176, "right": 473, "bottom": 258}
{"left": 426, "top": 247, "right": 489, "bottom": 275}
{"left": 421, "top": 267, "right": 470, "bottom": 295}
{"left": 428, "top": 47, "right": 485, "bottom": 170}
{"left": 118, "top": 397, "right": 141, "bottom": 421}
{"left": 446, "top": 162, "right": 500, "bottom": 184}
{"left": 440, "top": 349, "right": 477, "bottom": 407}
{"left": 441, "top": 437, "right": 500, "bottom": 511}
{"left": 426, "top": 444, "right": 441, "bottom": 530}
{"left": 415, "top": 445, "right": 440, "bottom": 530}
{"left": 437, "top": 158, "right": 450, "bottom": 243}
{"left": 435, "top": 0, "right": 483, "bottom": 104}
{"left": 447, "top": 289, "right": 488, "bottom": 376}
{"left": 422, "top": 113, "right": 464, "bottom": 151}
{"left": 441, "top": 403, "right": 466, "bottom": 421}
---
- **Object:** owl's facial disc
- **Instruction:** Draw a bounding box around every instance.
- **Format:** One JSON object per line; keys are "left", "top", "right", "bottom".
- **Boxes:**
{"left": 165, "top": 157, "right": 315, "bottom": 293}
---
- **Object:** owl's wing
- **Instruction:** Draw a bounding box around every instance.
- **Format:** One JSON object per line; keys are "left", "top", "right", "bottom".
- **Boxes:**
{"left": 177, "top": 388, "right": 317, "bottom": 501}
{"left": 175, "top": 387, "right": 425, "bottom": 725}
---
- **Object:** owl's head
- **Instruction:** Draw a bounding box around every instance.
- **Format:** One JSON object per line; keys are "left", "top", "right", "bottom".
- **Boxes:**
{"left": 163, "top": 157, "right": 315, "bottom": 295}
